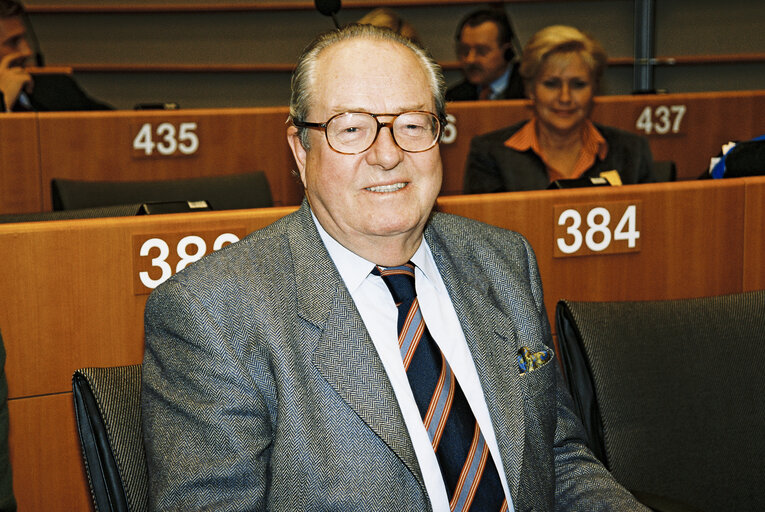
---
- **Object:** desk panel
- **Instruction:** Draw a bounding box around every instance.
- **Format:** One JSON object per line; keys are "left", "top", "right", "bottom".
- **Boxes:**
{"left": 440, "top": 90, "right": 765, "bottom": 194}
{"left": 744, "top": 178, "right": 765, "bottom": 290}
{"left": 437, "top": 179, "right": 747, "bottom": 321}
{"left": 7, "top": 393, "right": 90, "bottom": 511}
{"left": 1, "top": 178, "right": 763, "bottom": 511}
{"left": 4, "top": 91, "right": 762, "bottom": 216}
{"left": 37, "top": 108, "right": 302, "bottom": 209}
{"left": 0, "top": 115, "right": 42, "bottom": 215}
{"left": 0, "top": 206, "right": 295, "bottom": 399}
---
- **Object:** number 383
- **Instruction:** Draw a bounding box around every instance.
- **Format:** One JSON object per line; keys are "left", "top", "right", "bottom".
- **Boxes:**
{"left": 138, "top": 233, "right": 240, "bottom": 289}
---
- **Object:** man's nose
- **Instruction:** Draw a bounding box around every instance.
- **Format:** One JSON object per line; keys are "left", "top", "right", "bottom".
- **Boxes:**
{"left": 365, "top": 126, "right": 404, "bottom": 170}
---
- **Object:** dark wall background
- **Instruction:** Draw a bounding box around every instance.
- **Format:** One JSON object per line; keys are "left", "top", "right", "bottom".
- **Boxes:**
{"left": 26, "top": 0, "right": 765, "bottom": 110}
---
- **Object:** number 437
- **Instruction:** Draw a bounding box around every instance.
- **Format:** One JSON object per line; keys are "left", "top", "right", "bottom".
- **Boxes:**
{"left": 635, "top": 105, "right": 686, "bottom": 135}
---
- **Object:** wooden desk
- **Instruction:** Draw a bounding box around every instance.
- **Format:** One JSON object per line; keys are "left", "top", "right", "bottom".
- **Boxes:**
{"left": 440, "top": 90, "right": 765, "bottom": 194}
{"left": 0, "top": 115, "right": 42, "bottom": 215}
{"left": 438, "top": 179, "right": 753, "bottom": 319}
{"left": 2, "top": 90, "right": 763, "bottom": 216}
{"left": 1, "top": 207, "right": 294, "bottom": 510}
{"left": 1, "top": 177, "right": 764, "bottom": 510}
{"left": 36, "top": 108, "right": 302, "bottom": 209}
{"left": 744, "top": 177, "right": 765, "bottom": 290}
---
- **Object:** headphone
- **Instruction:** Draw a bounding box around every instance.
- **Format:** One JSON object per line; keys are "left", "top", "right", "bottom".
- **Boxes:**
{"left": 455, "top": 8, "right": 519, "bottom": 63}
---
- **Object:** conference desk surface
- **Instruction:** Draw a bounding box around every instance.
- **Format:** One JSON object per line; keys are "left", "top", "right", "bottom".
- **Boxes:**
{"left": 2, "top": 90, "right": 763, "bottom": 216}
{"left": 1, "top": 177, "right": 764, "bottom": 510}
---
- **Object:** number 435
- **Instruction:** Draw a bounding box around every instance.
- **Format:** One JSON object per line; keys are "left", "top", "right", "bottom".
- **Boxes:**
{"left": 133, "top": 122, "right": 199, "bottom": 156}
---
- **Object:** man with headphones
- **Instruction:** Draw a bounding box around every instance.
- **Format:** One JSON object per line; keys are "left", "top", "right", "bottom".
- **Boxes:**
{"left": 0, "top": 0, "right": 111, "bottom": 112}
{"left": 446, "top": 9, "right": 525, "bottom": 102}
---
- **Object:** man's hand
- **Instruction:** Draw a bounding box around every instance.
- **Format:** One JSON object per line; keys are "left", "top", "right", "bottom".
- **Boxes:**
{"left": 0, "top": 52, "right": 33, "bottom": 111}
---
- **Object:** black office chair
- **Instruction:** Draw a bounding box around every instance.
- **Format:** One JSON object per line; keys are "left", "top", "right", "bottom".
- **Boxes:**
{"left": 556, "top": 291, "right": 765, "bottom": 512}
{"left": 52, "top": 171, "right": 273, "bottom": 211}
{"left": 73, "top": 365, "right": 148, "bottom": 512}
{"left": 651, "top": 160, "right": 677, "bottom": 182}
{"left": 0, "top": 204, "right": 144, "bottom": 224}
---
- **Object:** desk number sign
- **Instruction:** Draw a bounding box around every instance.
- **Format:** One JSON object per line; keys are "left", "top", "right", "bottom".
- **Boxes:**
{"left": 133, "top": 228, "right": 245, "bottom": 294}
{"left": 554, "top": 201, "right": 642, "bottom": 257}
{"left": 132, "top": 121, "right": 200, "bottom": 158}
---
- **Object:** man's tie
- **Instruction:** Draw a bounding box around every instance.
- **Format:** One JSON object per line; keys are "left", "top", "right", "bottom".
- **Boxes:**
{"left": 374, "top": 263, "right": 507, "bottom": 512}
{"left": 478, "top": 86, "right": 493, "bottom": 100}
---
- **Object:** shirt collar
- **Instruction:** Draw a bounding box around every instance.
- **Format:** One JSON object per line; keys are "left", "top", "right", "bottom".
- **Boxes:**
{"left": 311, "top": 212, "right": 443, "bottom": 295}
{"left": 504, "top": 118, "right": 609, "bottom": 181}
{"left": 484, "top": 66, "right": 511, "bottom": 99}
{"left": 505, "top": 117, "right": 608, "bottom": 161}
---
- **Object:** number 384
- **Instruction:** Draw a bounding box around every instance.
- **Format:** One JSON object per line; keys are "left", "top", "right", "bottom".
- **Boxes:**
{"left": 555, "top": 203, "right": 641, "bottom": 256}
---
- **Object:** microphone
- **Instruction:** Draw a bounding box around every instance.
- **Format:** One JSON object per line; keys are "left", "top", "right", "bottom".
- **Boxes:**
{"left": 314, "top": 0, "right": 341, "bottom": 29}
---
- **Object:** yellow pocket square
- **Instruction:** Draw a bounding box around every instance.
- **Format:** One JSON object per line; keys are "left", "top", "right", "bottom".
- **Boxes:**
{"left": 517, "top": 346, "right": 553, "bottom": 374}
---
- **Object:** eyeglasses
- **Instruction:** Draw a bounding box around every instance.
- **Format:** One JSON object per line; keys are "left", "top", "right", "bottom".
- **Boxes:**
{"left": 293, "top": 111, "right": 442, "bottom": 155}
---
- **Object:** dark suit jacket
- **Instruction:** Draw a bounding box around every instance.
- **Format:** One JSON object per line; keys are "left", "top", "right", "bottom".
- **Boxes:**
{"left": 446, "top": 62, "right": 525, "bottom": 102}
{"left": 464, "top": 120, "right": 655, "bottom": 193}
{"left": 141, "top": 201, "right": 647, "bottom": 511}
{"left": 6, "top": 73, "right": 112, "bottom": 112}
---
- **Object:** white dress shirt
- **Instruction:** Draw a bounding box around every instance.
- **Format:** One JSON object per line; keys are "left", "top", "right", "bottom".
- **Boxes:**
{"left": 313, "top": 215, "right": 514, "bottom": 511}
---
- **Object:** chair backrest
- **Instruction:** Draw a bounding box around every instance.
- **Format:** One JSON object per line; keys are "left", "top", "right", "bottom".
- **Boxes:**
{"left": 555, "top": 291, "right": 765, "bottom": 512}
{"left": 52, "top": 171, "right": 273, "bottom": 211}
{"left": 73, "top": 365, "right": 148, "bottom": 512}
{"left": 651, "top": 160, "right": 677, "bottom": 182}
{"left": 0, "top": 204, "right": 143, "bottom": 224}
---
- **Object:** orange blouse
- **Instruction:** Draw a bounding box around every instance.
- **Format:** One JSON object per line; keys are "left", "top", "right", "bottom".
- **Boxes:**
{"left": 504, "top": 118, "right": 608, "bottom": 182}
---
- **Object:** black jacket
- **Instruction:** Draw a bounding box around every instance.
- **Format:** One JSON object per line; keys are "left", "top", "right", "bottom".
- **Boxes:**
{"left": 5, "top": 73, "right": 112, "bottom": 112}
{"left": 464, "top": 120, "right": 656, "bottom": 193}
{"left": 446, "top": 62, "right": 524, "bottom": 102}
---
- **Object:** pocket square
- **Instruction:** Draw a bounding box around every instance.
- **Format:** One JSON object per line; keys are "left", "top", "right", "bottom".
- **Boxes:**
{"left": 517, "top": 346, "right": 553, "bottom": 374}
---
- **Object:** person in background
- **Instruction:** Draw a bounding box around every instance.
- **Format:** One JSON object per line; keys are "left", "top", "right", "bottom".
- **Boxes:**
{"left": 463, "top": 25, "right": 655, "bottom": 193}
{"left": 446, "top": 9, "right": 524, "bottom": 102}
{"left": 358, "top": 7, "right": 422, "bottom": 47}
{"left": 141, "top": 23, "right": 648, "bottom": 511}
{"left": 0, "top": 0, "right": 111, "bottom": 112}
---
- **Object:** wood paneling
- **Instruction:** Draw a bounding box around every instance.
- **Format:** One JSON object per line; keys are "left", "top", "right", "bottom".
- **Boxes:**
{"left": 3, "top": 91, "right": 763, "bottom": 216}
{"left": 36, "top": 108, "right": 302, "bottom": 209}
{"left": 437, "top": 179, "right": 748, "bottom": 322}
{"left": 1, "top": 178, "right": 763, "bottom": 510}
{"left": 0, "top": 115, "right": 42, "bottom": 215}
{"left": 440, "top": 90, "right": 765, "bottom": 194}
{"left": 0, "top": 207, "right": 295, "bottom": 399}
{"left": 7, "top": 393, "right": 91, "bottom": 511}
{"left": 744, "top": 178, "right": 765, "bottom": 291}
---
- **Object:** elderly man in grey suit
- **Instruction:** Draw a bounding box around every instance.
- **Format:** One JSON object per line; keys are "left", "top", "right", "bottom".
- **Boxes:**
{"left": 141, "top": 24, "right": 647, "bottom": 511}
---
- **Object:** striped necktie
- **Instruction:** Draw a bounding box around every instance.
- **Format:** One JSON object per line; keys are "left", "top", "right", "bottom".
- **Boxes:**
{"left": 374, "top": 262, "right": 507, "bottom": 512}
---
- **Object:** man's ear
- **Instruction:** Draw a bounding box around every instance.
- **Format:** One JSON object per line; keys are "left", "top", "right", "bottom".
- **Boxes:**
{"left": 287, "top": 125, "right": 308, "bottom": 187}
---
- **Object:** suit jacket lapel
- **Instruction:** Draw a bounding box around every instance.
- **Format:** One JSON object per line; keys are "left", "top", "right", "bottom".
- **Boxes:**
{"left": 286, "top": 203, "right": 425, "bottom": 489}
{"left": 425, "top": 220, "right": 526, "bottom": 499}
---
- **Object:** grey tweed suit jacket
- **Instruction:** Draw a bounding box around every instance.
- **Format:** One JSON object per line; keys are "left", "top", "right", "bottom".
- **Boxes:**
{"left": 141, "top": 201, "right": 646, "bottom": 511}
